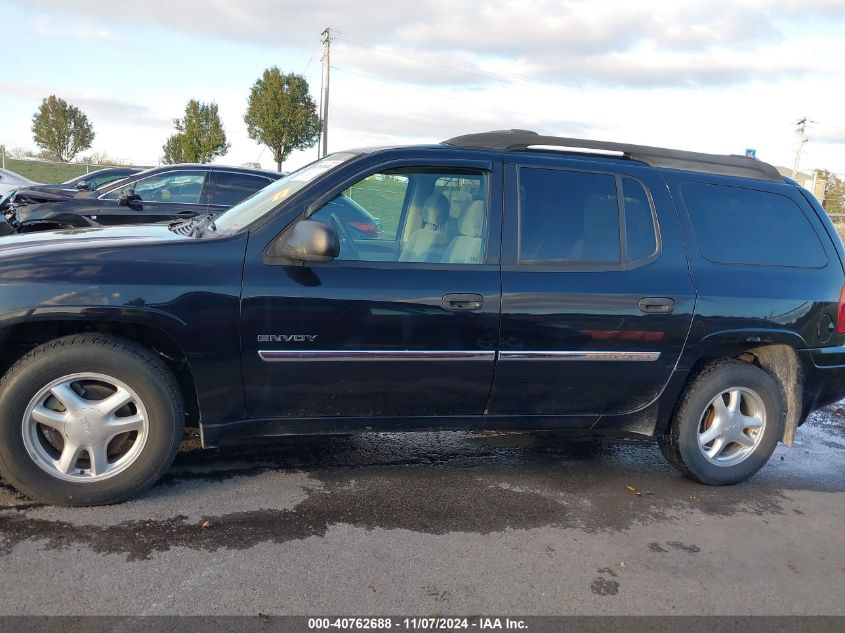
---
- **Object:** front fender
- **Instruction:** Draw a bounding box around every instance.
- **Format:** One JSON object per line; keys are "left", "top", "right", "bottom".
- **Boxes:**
{"left": 0, "top": 232, "right": 249, "bottom": 427}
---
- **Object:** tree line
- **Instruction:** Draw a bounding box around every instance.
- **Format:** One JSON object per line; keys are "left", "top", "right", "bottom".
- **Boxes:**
{"left": 24, "top": 72, "right": 845, "bottom": 213}
{"left": 28, "top": 66, "right": 320, "bottom": 172}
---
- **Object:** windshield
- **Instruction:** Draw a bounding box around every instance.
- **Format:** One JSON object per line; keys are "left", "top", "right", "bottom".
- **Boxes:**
{"left": 214, "top": 153, "right": 358, "bottom": 233}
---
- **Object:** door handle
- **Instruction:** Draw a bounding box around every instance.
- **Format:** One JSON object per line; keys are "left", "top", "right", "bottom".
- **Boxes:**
{"left": 638, "top": 297, "right": 675, "bottom": 313}
{"left": 442, "top": 293, "right": 485, "bottom": 311}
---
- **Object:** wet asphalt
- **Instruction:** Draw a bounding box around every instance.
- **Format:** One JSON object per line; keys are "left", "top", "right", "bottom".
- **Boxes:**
{"left": 0, "top": 407, "right": 843, "bottom": 616}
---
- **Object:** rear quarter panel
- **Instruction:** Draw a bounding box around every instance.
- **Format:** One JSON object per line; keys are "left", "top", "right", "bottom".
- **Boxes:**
{"left": 661, "top": 169, "right": 845, "bottom": 363}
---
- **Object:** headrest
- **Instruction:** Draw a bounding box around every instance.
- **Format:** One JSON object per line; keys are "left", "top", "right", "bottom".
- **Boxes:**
{"left": 459, "top": 200, "right": 485, "bottom": 238}
{"left": 423, "top": 193, "right": 450, "bottom": 229}
{"left": 583, "top": 194, "right": 617, "bottom": 238}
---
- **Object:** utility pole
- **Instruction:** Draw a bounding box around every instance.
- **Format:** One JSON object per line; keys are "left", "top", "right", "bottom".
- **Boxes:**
{"left": 792, "top": 117, "right": 808, "bottom": 178}
{"left": 320, "top": 27, "right": 331, "bottom": 158}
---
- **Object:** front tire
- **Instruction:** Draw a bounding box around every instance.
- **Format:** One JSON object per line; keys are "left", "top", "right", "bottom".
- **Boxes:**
{"left": 0, "top": 334, "right": 184, "bottom": 505}
{"left": 659, "top": 360, "right": 786, "bottom": 485}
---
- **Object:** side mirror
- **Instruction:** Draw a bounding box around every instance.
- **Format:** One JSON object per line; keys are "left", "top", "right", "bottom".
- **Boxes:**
{"left": 274, "top": 219, "right": 339, "bottom": 263}
{"left": 117, "top": 186, "right": 138, "bottom": 206}
{"left": 75, "top": 180, "right": 89, "bottom": 191}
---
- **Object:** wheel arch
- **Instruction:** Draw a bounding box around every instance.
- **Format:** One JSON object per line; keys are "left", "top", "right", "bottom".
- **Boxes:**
{"left": 0, "top": 308, "right": 200, "bottom": 429}
{"left": 665, "top": 337, "right": 804, "bottom": 446}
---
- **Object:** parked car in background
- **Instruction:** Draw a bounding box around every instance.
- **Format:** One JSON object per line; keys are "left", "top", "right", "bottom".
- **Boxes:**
{"left": 0, "top": 130, "right": 843, "bottom": 506}
{"left": 319, "top": 195, "right": 383, "bottom": 239}
{"left": 2, "top": 163, "right": 386, "bottom": 239}
{"left": 0, "top": 164, "right": 282, "bottom": 235}
{"left": 40, "top": 167, "right": 143, "bottom": 193}
{"left": 0, "top": 168, "right": 38, "bottom": 196}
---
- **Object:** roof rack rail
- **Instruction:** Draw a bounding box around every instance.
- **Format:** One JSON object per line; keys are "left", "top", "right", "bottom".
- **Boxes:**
{"left": 442, "top": 130, "right": 783, "bottom": 183}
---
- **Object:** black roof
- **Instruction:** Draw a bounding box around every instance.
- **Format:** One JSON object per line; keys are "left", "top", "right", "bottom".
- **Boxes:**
{"left": 167, "top": 164, "right": 281, "bottom": 179}
{"left": 442, "top": 130, "right": 783, "bottom": 183}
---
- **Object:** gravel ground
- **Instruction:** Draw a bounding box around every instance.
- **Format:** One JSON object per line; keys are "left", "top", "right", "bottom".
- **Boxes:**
{"left": 0, "top": 407, "right": 843, "bottom": 616}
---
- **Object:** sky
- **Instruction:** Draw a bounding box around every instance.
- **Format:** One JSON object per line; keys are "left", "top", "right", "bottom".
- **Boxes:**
{"left": 1, "top": 0, "right": 844, "bottom": 174}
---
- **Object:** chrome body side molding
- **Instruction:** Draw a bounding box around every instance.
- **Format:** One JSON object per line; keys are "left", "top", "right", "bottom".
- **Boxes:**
{"left": 499, "top": 351, "right": 661, "bottom": 362}
{"left": 258, "top": 350, "right": 660, "bottom": 362}
{"left": 258, "top": 350, "right": 496, "bottom": 362}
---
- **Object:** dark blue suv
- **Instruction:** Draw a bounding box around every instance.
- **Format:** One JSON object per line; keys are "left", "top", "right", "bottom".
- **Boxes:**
{"left": 0, "top": 130, "right": 843, "bottom": 505}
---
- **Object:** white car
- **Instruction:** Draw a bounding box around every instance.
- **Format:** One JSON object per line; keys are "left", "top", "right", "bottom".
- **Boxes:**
{"left": 0, "top": 168, "right": 37, "bottom": 196}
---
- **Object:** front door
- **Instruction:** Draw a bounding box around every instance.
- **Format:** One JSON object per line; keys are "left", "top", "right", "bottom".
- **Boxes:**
{"left": 241, "top": 157, "right": 503, "bottom": 420}
{"left": 489, "top": 157, "right": 696, "bottom": 419}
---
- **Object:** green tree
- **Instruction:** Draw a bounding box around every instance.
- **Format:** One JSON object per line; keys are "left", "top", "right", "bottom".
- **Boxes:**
{"left": 816, "top": 169, "right": 845, "bottom": 214}
{"left": 31, "top": 95, "right": 95, "bottom": 162}
{"left": 162, "top": 135, "right": 185, "bottom": 164}
{"left": 162, "top": 100, "right": 229, "bottom": 164}
{"left": 244, "top": 67, "right": 321, "bottom": 171}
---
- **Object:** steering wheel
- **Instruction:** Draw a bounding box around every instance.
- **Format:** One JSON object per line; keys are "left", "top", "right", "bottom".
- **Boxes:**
{"left": 328, "top": 213, "right": 360, "bottom": 260}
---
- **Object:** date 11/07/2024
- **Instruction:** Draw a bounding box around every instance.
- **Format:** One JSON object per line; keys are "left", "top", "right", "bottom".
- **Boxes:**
{"left": 307, "top": 617, "right": 528, "bottom": 630}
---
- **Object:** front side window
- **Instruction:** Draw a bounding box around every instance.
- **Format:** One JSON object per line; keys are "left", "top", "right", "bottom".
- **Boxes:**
{"left": 89, "top": 173, "right": 132, "bottom": 189}
{"left": 339, "top": 172, "right": 410, "bottom": 241}
{"left": 682, "top": 182, "right": 827, "bottom": 268}
{"left": 87, "top": 174, "right": 115, "bottom": 189}
{"left": 104, "top": 170, "right": 207, "bottom": 204}
{"left": 309, "top": 168, "right": 489, "bottom": 264}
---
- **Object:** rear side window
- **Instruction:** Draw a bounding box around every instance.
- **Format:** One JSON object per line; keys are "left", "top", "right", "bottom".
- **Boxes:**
{"left": 682, "top": 182, "right": 827, "bottom": 268}
{"left": 213, "top": 172, "right": 273, "bottom": 207}
{"left": 518, "top": 168, "right": 659, "bottom": 266}
{"left": 520, "top": 169, "right": 620, "bottom": 263}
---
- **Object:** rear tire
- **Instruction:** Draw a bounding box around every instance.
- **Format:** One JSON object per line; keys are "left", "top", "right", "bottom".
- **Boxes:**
{"left": 0, "top": 334, "right": 183, "bottom": 505}
{"left": 659, "top": 360, "right": 785, "bottom": 485}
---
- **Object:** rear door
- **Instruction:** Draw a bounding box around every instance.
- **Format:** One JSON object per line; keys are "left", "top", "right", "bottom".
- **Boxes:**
{"left": 207, "top": 170, "right": 277, "bottom": 216}
{"left": 240, "top": 153, "right": 503, "bottom": 420}
{"left": 489, "top": 155, "right": 696, "bottom": 420}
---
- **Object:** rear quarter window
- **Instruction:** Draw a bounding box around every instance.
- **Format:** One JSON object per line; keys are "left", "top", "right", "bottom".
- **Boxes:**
{"left": 681, "top": 182, "right": 827, "bottom": 268}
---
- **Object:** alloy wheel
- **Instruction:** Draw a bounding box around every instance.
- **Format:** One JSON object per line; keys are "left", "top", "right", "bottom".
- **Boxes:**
{"left": 21, "top": 373, "right": 149, "bottom": 482}
{"left": 697, "top": 386, "right": 767, "bottom": 467}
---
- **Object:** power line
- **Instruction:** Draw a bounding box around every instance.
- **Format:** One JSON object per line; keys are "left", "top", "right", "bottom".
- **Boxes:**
{"left": 329, "top": 64, "right": 562, "bottom": 124}
{"left": 303, "top": 44, "right": 323, "bottom": 74}
{"left": 332, "top": 29, "right": 591, "bottom": 93}
{"left": 810, "top": 121, "right": 845, "bottom": 132}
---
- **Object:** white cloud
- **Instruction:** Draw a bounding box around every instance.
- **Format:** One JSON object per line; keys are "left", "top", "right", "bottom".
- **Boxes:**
{"left": 0, "top": 81, "right": 171, "bottom": 129}
{"left": 33, "top": 13, "right": 118, "bottom": 43}
{"left": 15, "top": 0, "right": 842, "bottom": 88}
{"left": 2, "top": 0, "right": 844, "bottom": 172}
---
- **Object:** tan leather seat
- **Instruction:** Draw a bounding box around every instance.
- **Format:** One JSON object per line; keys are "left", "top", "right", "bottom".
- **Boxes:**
{"left": 399, "top": 193, "right": 451, "bottom": 262}
{"left": 442, "top": 200, "right": 485, "bottom": 264}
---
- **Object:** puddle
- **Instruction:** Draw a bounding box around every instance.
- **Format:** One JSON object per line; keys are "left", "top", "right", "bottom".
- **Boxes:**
{"left": 0, "top": 412, "right": 840, "bottom": 561}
